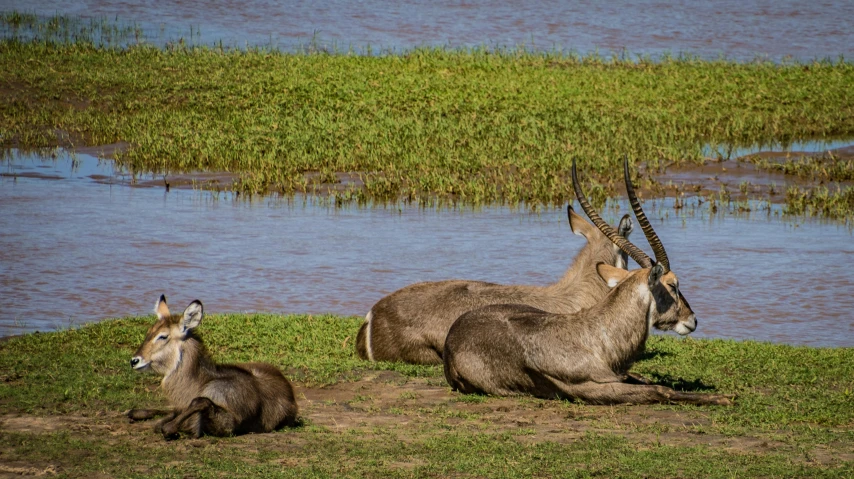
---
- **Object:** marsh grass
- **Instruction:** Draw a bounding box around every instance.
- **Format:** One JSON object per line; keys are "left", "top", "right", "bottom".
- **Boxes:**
{"left": 0, "top": 314, "right": 852, "bottom": 477}
{"left": 2, "top": 13, "right": 853, "bottom": 212}
{"left": 783, "top": 185, "right": 854, "bottom": 220}
{"left": 750, "top": 153, "right": 854, "bottom": 182}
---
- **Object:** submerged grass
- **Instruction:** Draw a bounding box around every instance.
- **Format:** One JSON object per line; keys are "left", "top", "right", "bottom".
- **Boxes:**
{"left": 1, "top": 13, "right": 853, "bottom": 212}
{"left": 0, "top": 314, "right": 852, "bottom": 477}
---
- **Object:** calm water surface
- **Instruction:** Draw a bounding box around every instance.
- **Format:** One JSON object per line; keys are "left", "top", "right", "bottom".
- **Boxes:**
{"left": 2, "top": 151, "right": 852, "bottom": 347}
{"left": 3, "top": 1, "right": 852, "bottom": 61}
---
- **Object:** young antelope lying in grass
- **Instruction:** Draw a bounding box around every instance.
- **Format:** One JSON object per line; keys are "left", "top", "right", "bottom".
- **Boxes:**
{"left": 127, "top": 295, "right": 298, "bottom": 439}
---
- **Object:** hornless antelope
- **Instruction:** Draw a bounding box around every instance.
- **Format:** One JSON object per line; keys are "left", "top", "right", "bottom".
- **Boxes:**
{"left": 127, "top": 296, "right": 299, "bottom": 439}
{"left": 356, "top": 206, "right": 635, "bottom": 365}
{"left": 442, "top": 158, "right": 733, "bottom": 406}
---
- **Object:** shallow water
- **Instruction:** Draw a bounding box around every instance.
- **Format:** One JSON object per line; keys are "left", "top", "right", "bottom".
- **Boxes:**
{"left": 2, "top": 150, "right": 852, "bottom": 347}
{"left": 704, "top": 139, "right": 854, "bottom": 160}
{"left": 3, "top": 1, "right": 853, "bottom": 61}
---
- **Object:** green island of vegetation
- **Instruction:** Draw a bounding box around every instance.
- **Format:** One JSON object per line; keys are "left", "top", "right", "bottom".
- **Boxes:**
{"left": 1, "top": 313, "right": 852, "bottom": 477}
{"left": 1, "top": 12, "right": 853, "bottom": 219}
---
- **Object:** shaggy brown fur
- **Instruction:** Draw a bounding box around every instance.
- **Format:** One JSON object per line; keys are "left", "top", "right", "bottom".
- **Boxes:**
{"left": 356, "top": 206, "right": 633, "bottom": 365}
{"left": 127, "top": 296, "right": 298, "bottom": 439}
{"left": 442, "top": 264, "right": 732, "bottom": 406}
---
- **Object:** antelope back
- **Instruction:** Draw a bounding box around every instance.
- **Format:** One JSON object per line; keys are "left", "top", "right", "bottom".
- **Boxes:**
{"left": 130, "top": 295, "right": 203, "bottom": 375}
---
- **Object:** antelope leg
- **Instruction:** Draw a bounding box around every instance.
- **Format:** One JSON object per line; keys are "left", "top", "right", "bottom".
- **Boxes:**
{"left": 153, "top": 410, "right": 179, "bottom": 433}
{"left": 623, "top": 372, "right": 652, "bottom": 385}
{"left": 161, "top": 397, "right": 241, "bottom": 438}
{"left": 551, "top": 380, "right": 734, "bottom": 406}
{"left": 127, "top": 408, "right": 173, "bottom": 422}
{"left": 160, "top": 399, "right": 211, "bottom": 439}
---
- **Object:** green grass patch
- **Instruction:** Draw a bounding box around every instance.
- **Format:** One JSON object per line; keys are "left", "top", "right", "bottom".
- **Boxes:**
{"left": 750, "top": 154, "right": 854, "bottom": 182}
{"left": 1, "top": 314, "right": 852, "bottom": 477}
{"left": 2, "top": 13, "right": 853, "bottom": 212}
{"left": 3, "top": 428, "right": 849, "bottom": 478}
{"left": 2, "top": 315, "right": 852, "bottom": 428}
{"left": 0, "top": 313, "right": 437, "bottom": 413}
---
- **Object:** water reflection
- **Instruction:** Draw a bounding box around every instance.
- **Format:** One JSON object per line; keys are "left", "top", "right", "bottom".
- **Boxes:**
{"left": 1, "top": 150, "right": 853, "bottom": 347}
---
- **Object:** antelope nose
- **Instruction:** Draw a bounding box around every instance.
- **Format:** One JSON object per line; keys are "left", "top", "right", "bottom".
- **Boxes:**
{"left": 130, "top": 357, "right": 139, "bottom": 368}
{"left": 688, "top": 315, "right": 697, "bottom": 332}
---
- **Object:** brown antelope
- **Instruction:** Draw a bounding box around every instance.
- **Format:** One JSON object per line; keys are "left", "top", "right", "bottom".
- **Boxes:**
{"left": 127, "top": 295, "right": 299, "bottom": 438}
{"left": 442, "top": 158, "right": 733, "bottom": 406}
{"left": 356, "top": 206, "right": 635, "bottom": 365}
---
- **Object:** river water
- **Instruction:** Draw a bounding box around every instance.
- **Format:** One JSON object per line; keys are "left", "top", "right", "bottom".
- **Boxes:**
{"left": 2, "top": 150, "right": 852, "bottom": 347}
{"left": 2, "top": 1, "right": 853, "bottom": 61}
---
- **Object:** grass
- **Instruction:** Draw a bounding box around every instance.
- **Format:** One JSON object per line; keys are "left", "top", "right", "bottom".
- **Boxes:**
{"left": 749, "top": 154, "right": 854, "bottom": 182}
{"left": 1, "top": 13, "right": 853, "bottom": 212}
{"left": 0, "top": 313, "right": 852, "bottom": 477}
{"left": 782, "top": 185, "right": 854, "bottom": 220}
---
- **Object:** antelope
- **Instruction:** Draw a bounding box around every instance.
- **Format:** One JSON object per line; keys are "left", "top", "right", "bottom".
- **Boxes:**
{"left": 442, "top": 158, "right": 733, "bottom": 406}
{"left": 127, "top": 295, "right": 299, "bottom": 438}
{"left": 356, "top": 206, "right": 635, "bottom": 365}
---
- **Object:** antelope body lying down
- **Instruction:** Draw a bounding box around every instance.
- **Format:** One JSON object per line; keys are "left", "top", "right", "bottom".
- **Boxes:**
{"left": 356, "top": 207, "right": 634, "bottom": 365}
{"left": 128, "top": 296, "right": 299, "bottom": 438}
{"left": 442, "top": 159, "right": 733, "bottom": 406}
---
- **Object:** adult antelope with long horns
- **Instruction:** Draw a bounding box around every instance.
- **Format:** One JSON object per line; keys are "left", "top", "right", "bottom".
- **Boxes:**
{"left": 442, "top": 158, "right": 733, "bottom": 405}
{"left": 356, "top": 205, "right": 635, "bottom": 365}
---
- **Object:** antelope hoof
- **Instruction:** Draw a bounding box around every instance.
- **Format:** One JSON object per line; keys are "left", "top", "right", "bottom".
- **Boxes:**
{"left": 161, "top": 422, "right": 180, "bottom": 440}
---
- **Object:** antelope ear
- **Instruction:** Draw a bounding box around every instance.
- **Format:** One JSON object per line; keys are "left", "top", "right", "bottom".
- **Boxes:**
{"left": 648, "top": 263, "right": 665, "bottom": 290}
{"left": 568, "top": 204, "right": 596, "bottom": 240}
{"left": 617, "top": 214, "right": 633, "bottom": 238}
{"left": 597, "top": 263, "right": 630, "bottom": 288}
{"left": 180, "top": 300, "right": 204, "bottom": 333}
{"left": 154, "top": 294, "right": 170, "bottom": 319}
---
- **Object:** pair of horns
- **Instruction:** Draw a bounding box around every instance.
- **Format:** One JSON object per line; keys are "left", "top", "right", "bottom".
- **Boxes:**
{"left": 571, "top": 156, "right": 670, "bottom": 272}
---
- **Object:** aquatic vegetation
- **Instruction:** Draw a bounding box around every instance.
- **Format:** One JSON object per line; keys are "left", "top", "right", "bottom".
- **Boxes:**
{"left": 784, "top": 185, "right": 854, "bottom": 220}
{"left": 1, "top": 14, "right": 853, "bottom": 214}
{"left": 749, "top": 153, "right": 854, "bottom": 182}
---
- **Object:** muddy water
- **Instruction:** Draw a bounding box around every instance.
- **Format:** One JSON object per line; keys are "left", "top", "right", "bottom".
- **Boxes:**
{"left": 4, "top": 1, "right": 853, "bottom": 61}
{"left": 2, "top": 150, "right": 853, "bottom": 347}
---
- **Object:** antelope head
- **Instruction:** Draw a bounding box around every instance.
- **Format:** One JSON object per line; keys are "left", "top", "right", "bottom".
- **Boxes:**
{"left": 573, "top": 157, "right": 697, "bottom": 335}
{"left": 130, "top": 295, "right": 204, "bottom": 374}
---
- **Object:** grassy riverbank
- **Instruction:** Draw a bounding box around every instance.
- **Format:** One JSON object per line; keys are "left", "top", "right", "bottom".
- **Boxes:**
{"left": 1, "top": 314, "right": 852, "bottom": 477}
{"left": 2, "top": 14, "right": 854, "bottom": 216}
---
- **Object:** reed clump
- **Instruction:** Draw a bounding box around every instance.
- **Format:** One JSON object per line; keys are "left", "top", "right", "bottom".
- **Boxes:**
{"left": 783, "top": 185, "right": 854, "bottom": 220}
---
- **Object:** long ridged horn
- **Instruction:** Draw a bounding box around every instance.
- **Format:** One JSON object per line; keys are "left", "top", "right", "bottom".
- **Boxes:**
{"left": 623, "top": 156, "right": 670, "bottom": 272}
{"left": 571, "top": 158, "right": 653, "bottom": 268}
